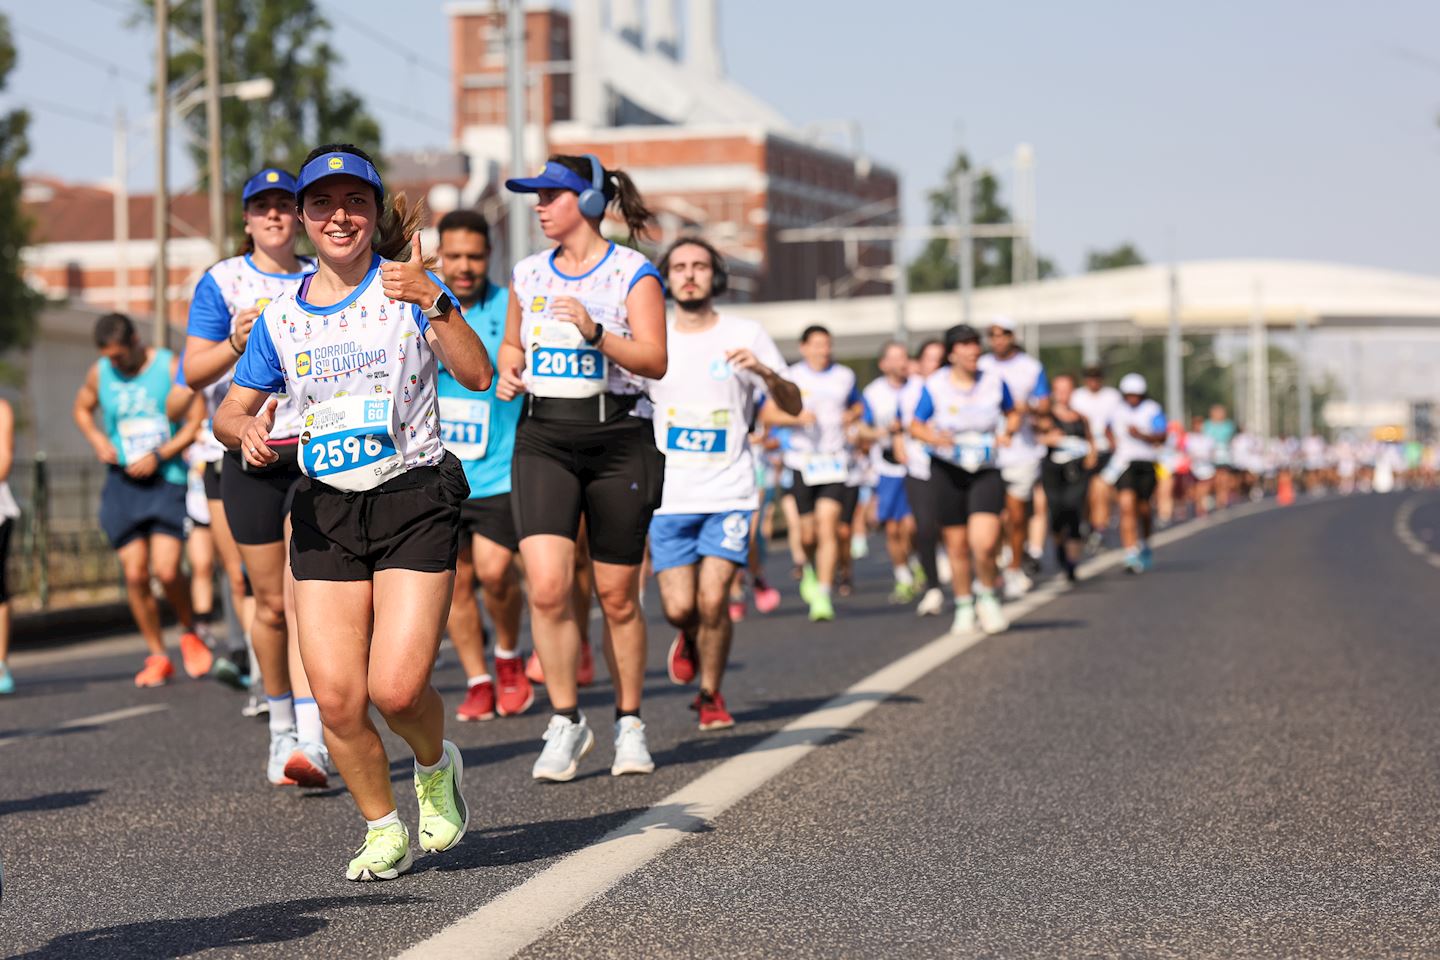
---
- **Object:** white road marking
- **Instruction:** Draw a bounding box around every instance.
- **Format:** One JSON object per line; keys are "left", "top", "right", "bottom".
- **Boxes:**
{"left": 0, "top": 704, "right": 169, "bottom": 748}
{"left": 400, "top": 496, "right": 1305, "bottom": 960}
{"left": 1394, "top": 497, "right": 1432, "bottom": 559}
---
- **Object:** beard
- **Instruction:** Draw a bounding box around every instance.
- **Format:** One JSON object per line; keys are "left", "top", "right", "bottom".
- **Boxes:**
{"left": 674, "top": 292, "right": 711, "bottom": 310}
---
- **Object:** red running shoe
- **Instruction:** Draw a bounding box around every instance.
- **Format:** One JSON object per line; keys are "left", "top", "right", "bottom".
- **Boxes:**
{"left": 525, "top": 650, "right": 545, "bottom": 684}
{"left": 577, "top": 642, "right": 596, "bottom": 687}
{"left": 178, "top": 631, "right": 214, "bottom": 679}
{"left": 753, "top": 579, "right": 782, "bottom": 614}
{"left": 494, "top": 655, "right": 535, "bottom": 717}
{"left": 456, "top": 679, "right": 496, "bottom": 721}
{"left": 667, "top": 632, "right": 697, "bottom": 686}
{"left": 728, "top": 600, "right": 746, "bottom": 623}
{"left": 692, "top": 691, "right": 735, "bottom": 731}
{"left": 134, "top": 654, "right": 174, "bottom": 688}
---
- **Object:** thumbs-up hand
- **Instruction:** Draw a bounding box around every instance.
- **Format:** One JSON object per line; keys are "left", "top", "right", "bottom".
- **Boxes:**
{"left": 381, "top": 232, "right": 442, "bottom": 311}
{"left": 239, "top": 397, "right": 281, "bottom": 468}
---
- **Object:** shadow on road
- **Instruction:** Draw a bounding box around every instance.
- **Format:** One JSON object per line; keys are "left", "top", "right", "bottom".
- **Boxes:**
{"left": 11, "top": 894, "right": 426, "bottom": 960}
{"left": 1008, "top": 618, "right": 1088, "bottom": 634}
{"left": 0, "top": 789, "right": 105, "bottom": 818}
{"left": 427, "top": 805, "right": 655, "bottom": 872}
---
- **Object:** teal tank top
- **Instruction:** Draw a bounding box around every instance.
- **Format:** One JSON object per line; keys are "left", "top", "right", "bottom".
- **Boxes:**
{"left": 98, "top": 347, "right": 186, "bottom": 486}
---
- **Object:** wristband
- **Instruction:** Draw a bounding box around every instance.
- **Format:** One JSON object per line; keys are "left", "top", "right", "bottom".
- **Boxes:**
{"left": 228, "top": 332, "right": 243, "bottom": 355}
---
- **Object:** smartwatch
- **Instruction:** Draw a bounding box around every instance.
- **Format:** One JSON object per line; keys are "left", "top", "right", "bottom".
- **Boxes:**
{"left": 422, "top": 291, "right": 455, "bottom": 320}
{"left": 585, "top": 323, "right": 606, "bottom": 347}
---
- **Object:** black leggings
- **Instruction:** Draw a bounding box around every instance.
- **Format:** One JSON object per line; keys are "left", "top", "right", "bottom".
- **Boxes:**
{"left": 1040, "top": 459, "right": 1088, "bottom": 543}
{"left": 904, "top": 474, "right": 940, "bottom": 587}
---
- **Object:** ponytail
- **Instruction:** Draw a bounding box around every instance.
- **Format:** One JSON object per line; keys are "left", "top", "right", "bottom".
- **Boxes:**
{"left": 374, "top": 191, "right": 431, "bottom": 266}
{"left": 550, "top": 155, "right": 655, "bottom": 242}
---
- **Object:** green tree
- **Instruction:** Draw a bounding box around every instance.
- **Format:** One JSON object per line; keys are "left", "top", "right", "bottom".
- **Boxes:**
{"left": 134, "top": 0, "right": 381, "bottom": 206}
{"left": 0, "top": 14, "right": 40, "bottom": 355}
{"left": 908, "top": 151, "right": 1057, "bottom": 294}
{"left": 1085, "top": 242, "right": 1145, "bottom": 272}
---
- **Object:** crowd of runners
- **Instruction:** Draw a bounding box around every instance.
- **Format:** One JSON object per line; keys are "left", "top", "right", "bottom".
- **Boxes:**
{"left": 0, "top": 147, "right": 1410, "bottom": 880}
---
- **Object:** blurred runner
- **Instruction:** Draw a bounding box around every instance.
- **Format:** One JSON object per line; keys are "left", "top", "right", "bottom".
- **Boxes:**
{"left": 1104, "top": 374, "right": 1167, "bottom": 573}
{"left": 863, "top": 341, "right": 920, "bottom": 604}
{"left": 904, "top": 339, "right": 947, "bottom": 616}
{"left": 1037, "top": 373, "right": 1095, "bottom": 582}
{"left": 433, "top": 210, "right": 534, "bottom": 723}
{"left": 1071, "top": 363, "right": 1121, "bottom": 553}
{"left": 649, "top": 236, "right": 799, "bottom": 730}
{"left": 909, "top": 324, "right": 1014, "bottom": 636}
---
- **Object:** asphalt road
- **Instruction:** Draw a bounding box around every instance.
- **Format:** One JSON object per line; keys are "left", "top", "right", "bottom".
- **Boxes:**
{"left": 2, "top": 491, "right": 1437, "bottom": 959}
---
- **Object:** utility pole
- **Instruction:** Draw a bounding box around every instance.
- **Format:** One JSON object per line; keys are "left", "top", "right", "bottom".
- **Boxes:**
{"left": 1296, "top": 314, "right": 1313, "bottom": 439}
{"left": 956, "top": 166, "right": 973, "bottom": 326}
{"left": 152, "top": 0, "right": 169, "bottom": 349}
{"left": 1164, "top": 263, "right": 1183, "bottom": 425}
{"left": 113, "top": 106, "right": 129, "bottom": 313}
{"left": 202, "top": 0, "right": 225, "bottom": 258}
{"left": 505, "top": 0, "right": 529, "bottom": 266}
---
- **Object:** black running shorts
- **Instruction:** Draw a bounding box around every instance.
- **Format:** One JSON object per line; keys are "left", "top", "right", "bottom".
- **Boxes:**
{"left": 930, "top": 461, "right": 1004, "bottom": 526}
{"left": 511, "top": 414, "right": 664, "bottom": 566}
{"left": 289, "top": 452, "right": 469, "bottom": 581}
{"left": 789, "top": 473, "right": 857, "bottom": 518}
{"left": 459, "top": 492, "right": 519, "bottom": 552}
{"left": 220, "top": 446, "right": 303, "bottom": 546}
{"left": 202, "top": 459, "right": 222, "bottom": 500}
{"left": 1116, "top": 461, "right": 1158, "bottom": 500}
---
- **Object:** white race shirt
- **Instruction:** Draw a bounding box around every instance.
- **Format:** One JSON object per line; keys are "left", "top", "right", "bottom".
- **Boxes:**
{"left": 978, "top": 350, "right": 1049, "bottom": 467}
{"left": 1108, "top": 398, "right": 1167, "bottom": 467}
{"left": 511, "top": 243, "right": 661, "bottom": 413}
{"left": 912, "top": 367, "right": 1012, "bottom": 473}
{"left": 897, "top": 375, "right": 931, "bottom": 481}
{"left": 1071, "top": 385, "right": 1123, "bottom": 453}
{"left": 233, "top": 256, "right": 453, "bottom": 491}
{"left": 648, "top": 313, "right": 786, "bottom": 516}
{"left": 862, "top": 376, "right": 910, "bottom": 480}
{"left": 782, "top": 362, "right": 861, "bottom": 487}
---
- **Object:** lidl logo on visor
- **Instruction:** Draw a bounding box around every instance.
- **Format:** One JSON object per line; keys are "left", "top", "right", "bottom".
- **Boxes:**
{"left": 294, "top": 351, "right": 312, "bottom": 377}
{"left": 265, "top": 171, "right": 279, "bottom": 183}
{"left": 328, "top": 157, "right": 344, "bottom": 170}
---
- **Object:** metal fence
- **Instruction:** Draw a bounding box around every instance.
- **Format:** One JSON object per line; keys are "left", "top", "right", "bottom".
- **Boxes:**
{"left": 11, "top": 455, "right": 120, "bottom": 608}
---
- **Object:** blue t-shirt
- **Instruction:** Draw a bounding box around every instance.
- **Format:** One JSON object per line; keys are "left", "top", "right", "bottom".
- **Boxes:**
{"left": 435, "top": 282, "right": 518, "bottom": 498}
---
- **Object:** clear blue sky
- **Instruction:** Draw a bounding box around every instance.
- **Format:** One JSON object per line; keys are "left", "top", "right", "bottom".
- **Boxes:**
{"left": 5, "top": 0, "right": 1439, "bottom": 280}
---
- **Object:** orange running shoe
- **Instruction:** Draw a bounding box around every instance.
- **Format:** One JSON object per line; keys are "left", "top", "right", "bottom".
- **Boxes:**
{"left": 178, "top": 631, "right": 214, "bottom": 679}
{"left": 134, "top": 654, "right": 175, "bottom": 688}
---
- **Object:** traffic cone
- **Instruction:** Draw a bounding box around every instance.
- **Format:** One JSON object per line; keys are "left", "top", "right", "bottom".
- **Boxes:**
{"left": 1277, "top": 470, "right": 1295, "bottom": 506}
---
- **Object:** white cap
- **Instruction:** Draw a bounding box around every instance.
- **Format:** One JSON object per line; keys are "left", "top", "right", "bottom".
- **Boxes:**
{"left": 990, "top": 315, "right": 1017, "bottom": 333}
{"left": 1119, "top": 373, "right": 1148, "bottom": 396}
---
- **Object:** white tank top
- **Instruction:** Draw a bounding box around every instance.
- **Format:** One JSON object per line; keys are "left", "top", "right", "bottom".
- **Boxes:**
{"left": 512, "top": 243, "right": 661, "bottom": 414}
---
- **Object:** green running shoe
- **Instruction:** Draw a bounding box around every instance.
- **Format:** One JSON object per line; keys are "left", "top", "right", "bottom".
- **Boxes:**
{"left": 808, "top": 592, "right": 835, "bottom": 622}
{"left": 415, "top": 740, "right": 468, "bottom": 853}
{"left": 799, "top": 564, "right": 819, "bottom": 605}
{"left": 346, "top": 821, "right": 412, "bottom": 881}
{"left": 888, "top": 581, "right": 918, "bottom": 604}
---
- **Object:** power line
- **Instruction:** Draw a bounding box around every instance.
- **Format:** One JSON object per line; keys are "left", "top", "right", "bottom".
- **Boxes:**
{"left": 23, "top": 96, "right": 111, "bottom": 128}
{"left": 11, "top": 20, "right": 148, "bottom": 87}
{"left": 324, "top": 8, "right": 453, "bottom": 83}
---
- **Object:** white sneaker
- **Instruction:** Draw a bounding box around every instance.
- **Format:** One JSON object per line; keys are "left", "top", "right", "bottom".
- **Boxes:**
{"left": 532, "top": 714, "right": 594, "bottom": 782}
{"left": 242, "top": 695, "right": 270, "bottom": 719}
{"left": 916, "top": 587, "right": 945, "bottom": 617}
{"left": 850, "top": 534, "right": 870, "bottom": 560}
{"left": 976, "top": 593, "right": 1009, "bottom": 634}
{"left": 611, "top": 716, "right": 656, "bottom": 776}
{"left": 950, "top": 602, "right": 976, "bottom": 635}
{"left": 284, "top": 739, "right": 331, "bottom": 789}
{"left": 267, "top": 727, "right": 299, "bottom": 785}
{"left": 1003, "top": 567, "right": 1033, "bottom": 599}
{"left": 936, "top": 550, "right": 952, "bottom": 584}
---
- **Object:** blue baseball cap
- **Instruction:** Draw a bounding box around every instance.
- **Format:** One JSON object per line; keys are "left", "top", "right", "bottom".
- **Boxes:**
{"left": 296, "top": 151, "right": 385, "bottom": 201}
{"left": 505, "top": 160, "right": 592, "bottom": 195}
{"left": 241, "top": 167, "right": 298, "bottom": 204}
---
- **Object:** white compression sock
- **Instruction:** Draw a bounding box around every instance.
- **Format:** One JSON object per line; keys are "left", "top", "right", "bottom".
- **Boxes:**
{"left": 268, "top": 694, "right": 295, "bottom": 735}
{"left": 294, "top": 697, "right": 323, "bottom": 745}
{"left": 467, "top": 674, "right": 492, "bottom": 688}
{"left": 415, "top": 746, "right": 452, "bottom": 775}
{"left": 893, "top": 564, "right": 915, "bottom": 586}
{"left": 494, "top": 647, "right": 520, "bottom": 660}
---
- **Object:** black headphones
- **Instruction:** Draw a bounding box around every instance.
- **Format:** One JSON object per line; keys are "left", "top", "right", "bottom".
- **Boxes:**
{"left": 658, "top": 236, "right": 729, "bottom": 298}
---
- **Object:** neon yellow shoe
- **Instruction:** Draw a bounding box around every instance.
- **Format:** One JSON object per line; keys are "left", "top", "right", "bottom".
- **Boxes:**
{"left": 799, "top": 564, "right": 819, "bottom": 605}
{"left": 345, "top": 821, "right": 412, "bottom": 881}
{"left": 415, "top": 740, "right": 468, "bottom": 853}
{"left": 808, "top": 592, "right": 835, "bottom": 622}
